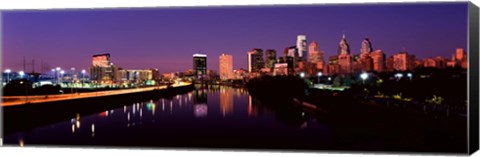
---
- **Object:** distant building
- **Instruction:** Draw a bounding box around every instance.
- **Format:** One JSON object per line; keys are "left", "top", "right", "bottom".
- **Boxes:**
{"left": 89, "top": 53, "right": 118, "bottom": 82}
{"left": 360, "top": 37, "right": 373, "bottom": 55}
{"left": 446, "top": 48, "right": 467, "bottom": 69}
{"left": 273, "top": 63, "right": 289, "bottom": 76}
{"left": 193, "top": 53, "right": 207, "bottom": 78}
{"left": 324, "top": 56, "right": 340, "bottom": 75}
{"left": 308, "top": 41, "right": 325, "bottom": 73}
{"left": 337, "top": 34, "right": 352, "bottom": 74}
{"left": 296, "top": 35, "right": 307, "bottom": 59}
{"left": 423, "top": 57, "right": 437, "bottom": 68}
{"left": 92, "top": 53, "right": 111, "bottom": 68}
{"left": 370, "top": 50, "right": 385, "bottom": 72}
{"left": 265, "top": 49, "right": 277, "bottom": 70}
{"left": 150, "top": 68, "right": 161, "bottom": 80}
{"left": 338, "top": 33, "right": 350, "bottom": 55}
{"left": 454, "top": 48, "right": 468, "bottom": 69}
{"left": 247, "top": 48, "right": 264, "bottom": 73}
{"left": 386, "top": 56, "right": 395, "bottom": 72}
{"left": 219, "top": 53, "right": 233, "bottom": 80}
{"left": 247, "top": 51, "right": 256, "bottom": 73}
{"left": 233, "top": 68, "right": 248, "bottom": 80}
{"left": 393, "top": 51, "right": 416, "bottom": 71}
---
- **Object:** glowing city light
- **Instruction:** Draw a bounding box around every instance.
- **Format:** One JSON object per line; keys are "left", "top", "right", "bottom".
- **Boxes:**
{"left": 360, "top": 72, "right": 368, "bottom": 80}
{"left": 19, "top": 71, "right": 25, "bottom": 76}
{"left": 395, "top": 73, "right": 404, "bottom": 78}
{"left": 317, "top": 72, "right": 323, "bottom": 77}
{"left": 4, "top": 69, "right": 11, "bottom": 73}
{"left": 300, "top": 72, "right": 305, "bottom": 78}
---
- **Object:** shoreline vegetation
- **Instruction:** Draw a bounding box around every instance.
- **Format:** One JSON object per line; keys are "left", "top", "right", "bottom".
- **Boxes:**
{"left": 244, "top": 71, "right": 467, "bottom": 152}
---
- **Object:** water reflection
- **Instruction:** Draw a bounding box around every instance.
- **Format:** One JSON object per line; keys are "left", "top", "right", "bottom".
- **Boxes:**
{"left": 219, "top": 86, "right": 234, "bottom": 116}
{"left": 193, "top": 87, "right": 208, "bottom": 117}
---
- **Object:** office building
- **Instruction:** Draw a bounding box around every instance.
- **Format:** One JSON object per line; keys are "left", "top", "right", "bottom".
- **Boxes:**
{"left": 219, "top": 53, "right": 234, "bottom": 80}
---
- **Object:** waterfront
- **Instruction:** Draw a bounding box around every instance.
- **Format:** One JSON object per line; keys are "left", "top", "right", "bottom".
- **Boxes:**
{"left": 3, "top": 85, "right": 466, "bottom": 153}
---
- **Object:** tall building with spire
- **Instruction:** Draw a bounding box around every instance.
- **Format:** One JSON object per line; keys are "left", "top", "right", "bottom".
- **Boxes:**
{"left": 338, "top": 33, "right": 350, "bottom": 55}
{"left": 337, "top": 34, "right": 353, "bottom": 74}
{"left": 355, "top": 37, "right": 374, "bottom": 72}
{"left": 360, "top": 37, "right": 373, "bottom": 55}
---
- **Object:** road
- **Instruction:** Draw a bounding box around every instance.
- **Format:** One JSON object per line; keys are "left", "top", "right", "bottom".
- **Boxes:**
{"left": 2, "top": 82, "right": 191, "bottom": 107}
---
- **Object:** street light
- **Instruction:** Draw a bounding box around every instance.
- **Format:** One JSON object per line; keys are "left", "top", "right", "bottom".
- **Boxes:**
{"left": 395, "top": 73, "right": 403, "bottom": 79}
{"left": 360, "top": 72, "right": 368, "bottom": 84}
{"left": 81, "top": 69, "right": 86, "bottom": 87}
{"left": 407, "top": 73, "right": 413, "bottom": 80}
{"left": 19, "top": 71, "right": 25, "bottom": 78}
{"left": 5, "top": 69, "right": 11, "bottom": 83}
{"left": 300, "top": 72, "right": 305, "bottom": 78}
{"left": 60, "top": 70, "right": 65, "bottom": 85}
{"left": 317, "top": 72, "right": 323, "bottom": 83}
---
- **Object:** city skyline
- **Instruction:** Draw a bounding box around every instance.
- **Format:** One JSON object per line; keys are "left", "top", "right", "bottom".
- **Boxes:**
{"left": 2, "top": 2, "right": 468, "bottom": 73}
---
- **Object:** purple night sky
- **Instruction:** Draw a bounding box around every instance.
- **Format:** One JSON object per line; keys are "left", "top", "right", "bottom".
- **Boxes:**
{"left": 1, "top": 2, "right": 468, "bottom": 74}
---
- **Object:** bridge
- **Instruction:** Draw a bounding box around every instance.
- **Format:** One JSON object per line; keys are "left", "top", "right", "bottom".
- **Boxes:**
{"left": 2, "top": 82, "right": 192, "bottom": 107}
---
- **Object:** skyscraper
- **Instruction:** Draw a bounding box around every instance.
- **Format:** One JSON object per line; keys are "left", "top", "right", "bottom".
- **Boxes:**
{"left": 265, "top": 49, "right": 277, "bottom": 70}
{"left": 252, "top": 48, "right": 265, "bottom": 72}
{"left": 296, "top": 35, "right": 307, "bottom": 59}
{"left": 338, "top": 33, "right": 350, "bottom": 55}
{"left": 308, "top": 41, "right": 321, "bottom": 64}
{"left": 337, "top": 34, "right": 352, "bottom": 74}
{"left": 193, "top": 53, "right": 207, "bottom": 78}
{"left": 307, "top": 41, "right": 325, "bottom": 75}
{"left": 247, "top": 51, "right": 256, "bottom": 73}
{"left": 393, "top": 51, "right": 416, "bottom": 71}
{"left": 356, "top": 37, "right": 374, "bottom": 72}
{"left": 360, "top": 37, "right": 373, "bottom": 55}
{"left": 370, "top": 50, "right": 386, "bottom": 72}
{"left": 219, "top": 53, "right": 233, "bottom": 80}
{"left": 92, "top": 53, "right": 111, "bottom": 67}
{"left": 89, "top": 53, "right": 118, "bottom": 82}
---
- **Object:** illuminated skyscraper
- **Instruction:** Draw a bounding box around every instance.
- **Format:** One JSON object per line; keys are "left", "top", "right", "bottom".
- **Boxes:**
{"left": 193, "top": 53, "right": 207, "bottom": 78}
{"left": 370, "top": 50, "right": 386, "bottom": 72}
{"left": 308, "top": 41, "right": 321, "bottom": 63}
{"left": 337, "top": 34, "right": 352, "bottom": 74}
{"left": 247, "top": 48, "right": 265, "bottom": 73}
{"left": 393, "top": 51, "right": 416, "bottom": 71}
{"left": 219, "top": 53, "right": 233, "bottom": 80}
{"left": 338, "top": 33, "right": 350, "bottom": 55}
{"left": 247, "top": 51, "right": 256, "bottom": 73}
{"left": 265, "top": 49, "right": 277, "bottom": 70}
{"left": 89, "top": 53, "right": 118, "bottom": 82}
{"left": 296, "top": 35, "right": 307, "bottom": 59}
{"left": 360, "top": 37, "right": 373, "bottom": 55}
{"left": 307, "top": 41, "right": 325, "bottom": 75}
{"left": 92, "top": 53, "right": 111, "bottom": 67}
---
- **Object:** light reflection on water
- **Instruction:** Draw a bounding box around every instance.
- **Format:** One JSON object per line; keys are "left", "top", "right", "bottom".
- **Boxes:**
{"left": 4, "top": 86, "right": 331, "bottom": 148}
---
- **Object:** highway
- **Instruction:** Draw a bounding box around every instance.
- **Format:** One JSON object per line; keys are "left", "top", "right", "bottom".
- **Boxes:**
{"left": 2, "top": 82, "right": 191, "bottom": 107}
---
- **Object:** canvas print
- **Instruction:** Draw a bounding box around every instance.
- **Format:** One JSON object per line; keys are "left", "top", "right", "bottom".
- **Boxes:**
{"left": 0, "top": 2, "right": 476, "bottom": 154}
